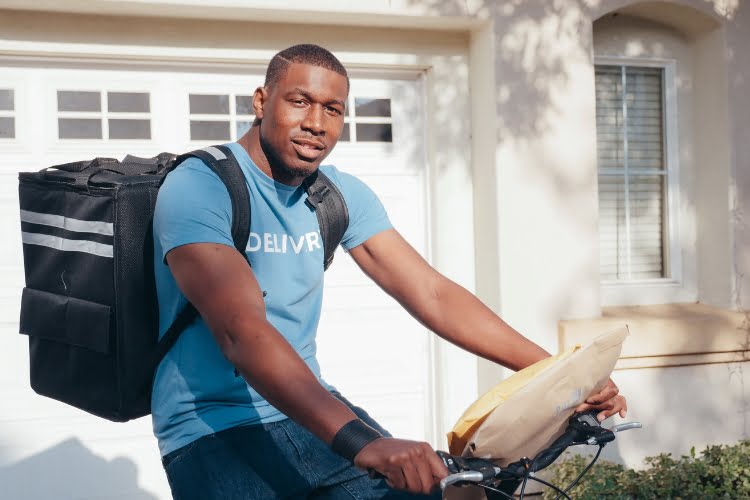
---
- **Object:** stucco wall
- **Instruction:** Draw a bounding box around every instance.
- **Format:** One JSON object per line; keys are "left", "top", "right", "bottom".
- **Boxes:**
{"left": 602, "top": 361, "right": 750, "bottom": 464}
{"left": 475, "top": 0, "right": 750, "bottom": 467}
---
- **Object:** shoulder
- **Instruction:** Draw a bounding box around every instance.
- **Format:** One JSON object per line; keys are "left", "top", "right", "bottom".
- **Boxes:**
{"left": 158, "top": 157, "right": 230, "bottom": 205}
{"left": 317, "top": 165, "right": 392, "bottom": 250}
{"left": 155, "top": 157, "right": 232, "bottom": 228}
{"left": 317, "top": 165, "right": 373, "bottom": 200}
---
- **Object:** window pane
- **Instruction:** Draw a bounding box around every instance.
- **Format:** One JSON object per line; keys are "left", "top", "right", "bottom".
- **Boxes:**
{"left": 190, "top": 120, "right": 230, "bottom": 141}
{"left": 0, "top": 117, "right": 14, "bottom": 138}
{"left": 339, "top": 123, "right": 350, "bottom": 142}
{"left": 626, "top": 68, "right": 663, "bottom": 171}
{"left": 628, "top": 175, "right": 665, "bottom": 279}
{"left": 356, "top": 123, "right": 392, "bottom": 142}
{"left": 108, "top": 92, "right": 150, "bottom": 113}
{"left": 109, "top": 119, "right": 151, "bottom": 139}
{"left": 596, "top": 64, "right": 667, "bottom": 282}
{"left": 190, "top": 94, "right": 229, "bottom": 115}
{"left": 355, "top": 98, "right": 391, "bottom": 117}
{"left": 0, "top": 89, "right": 13, "bottom": 111}
{"left": 58, "top": 91, "right": 101, "bottom": 112}
{"left": 236, "top": 120, "right": 252, "bottom": 138}
{"left": 236, "top": 95, "right": 254, "bottom": 115}
{"left": 58, "top": 118, "right": 102, "bottom": 139}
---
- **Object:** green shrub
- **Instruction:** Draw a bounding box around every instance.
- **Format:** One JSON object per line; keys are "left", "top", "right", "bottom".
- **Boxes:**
{"left": 541, "top": 440, "right": 750, "bottom": 499}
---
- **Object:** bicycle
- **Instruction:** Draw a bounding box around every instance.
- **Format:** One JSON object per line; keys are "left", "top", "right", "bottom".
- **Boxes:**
{"left": 435, "top": 410, "right": 642, "bottom": 499}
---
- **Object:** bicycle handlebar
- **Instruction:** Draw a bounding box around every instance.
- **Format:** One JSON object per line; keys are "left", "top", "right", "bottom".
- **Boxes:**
{"left": 437, "top": 410, "right": 642, "bottom": 494}
{"left": 366, "top": 410, "right": 641, "bottom": 498}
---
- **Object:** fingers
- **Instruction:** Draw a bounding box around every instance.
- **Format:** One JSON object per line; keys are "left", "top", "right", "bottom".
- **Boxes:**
{"left": 576, "top": 379, "right": 628, "bottom": 422}
{"left": 399, "top": 443, "right": 446, "bottom": 494}
{"left": 585, "top": 379, "right": 619, "bottom": 405}
{"left": 355, "top": 438, "right": 445, "bottom": 495}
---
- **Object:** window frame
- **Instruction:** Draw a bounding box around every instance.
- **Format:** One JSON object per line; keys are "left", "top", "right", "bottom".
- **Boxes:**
{"left": 595, "top": 56, "right": 690, "bottom": 306}
{"left": 187, "top": 92, "right": 255, "bottom": 143}
{"left": 55, "top": 89, "right": 153, "bottom": 141}
{"left": 0, "top": 87, "right": 16, "bottom": 142}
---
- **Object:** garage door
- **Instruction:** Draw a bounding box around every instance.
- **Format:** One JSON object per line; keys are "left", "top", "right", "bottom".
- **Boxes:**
{"left": 0, "top": 64, "right": 430, "bottom": 499}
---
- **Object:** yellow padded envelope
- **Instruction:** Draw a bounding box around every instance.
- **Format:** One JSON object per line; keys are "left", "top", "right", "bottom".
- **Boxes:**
{"left": 446, "top": 326, "right": 628, "bottom": 464}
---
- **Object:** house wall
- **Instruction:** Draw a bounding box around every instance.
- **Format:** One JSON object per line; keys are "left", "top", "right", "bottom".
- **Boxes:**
{"left": 475, "top": 0, "right": 750, "bottom": 466}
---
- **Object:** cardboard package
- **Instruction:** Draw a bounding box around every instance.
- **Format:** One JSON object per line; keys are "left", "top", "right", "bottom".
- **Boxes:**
{"left": 443, "top": 327, "right": 628, "bottom": 499}
{"left": 447, "top": 326, "right": 628, "bottom": 464}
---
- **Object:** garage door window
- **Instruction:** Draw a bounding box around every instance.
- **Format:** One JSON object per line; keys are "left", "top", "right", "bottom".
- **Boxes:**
{"left": 189, "top": 93, "right": 254, "bottom": 141}
{"left": 57, "top": 90, "right": 151, "bottom": 140}
{"left": 340, "top": 97, "right": 392, "bottom": 143}
{"left": 0, "top": 89, "right": 15, "bottom": 139}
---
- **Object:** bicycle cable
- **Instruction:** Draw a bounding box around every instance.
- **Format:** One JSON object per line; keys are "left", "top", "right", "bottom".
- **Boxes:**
{"left": 553, "top": 445, "right": 603, "bottom": 500}
{"left": 479, "top": 467, "right": 573, "bottom": 500}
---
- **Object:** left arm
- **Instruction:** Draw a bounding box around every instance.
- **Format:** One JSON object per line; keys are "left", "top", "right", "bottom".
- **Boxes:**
{"left": 349, "top": 229, "right": 626, "bottom": 419}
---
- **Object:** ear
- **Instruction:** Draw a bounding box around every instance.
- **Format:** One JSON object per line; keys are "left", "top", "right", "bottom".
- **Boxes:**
{"left": 253, "top": 86, "right": 268, "bottom": 119}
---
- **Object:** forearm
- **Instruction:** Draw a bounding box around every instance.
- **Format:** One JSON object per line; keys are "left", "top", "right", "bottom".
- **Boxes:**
{"left": 410, "top": 276, "right": 550, "bottom": 371}
{"left": 214, "top": 314, "right": 357, "bottom": 443}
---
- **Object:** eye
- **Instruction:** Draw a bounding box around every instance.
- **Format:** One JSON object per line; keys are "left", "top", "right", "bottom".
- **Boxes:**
{"left": 326, "top": 106, "right": 343, "bottom": 116}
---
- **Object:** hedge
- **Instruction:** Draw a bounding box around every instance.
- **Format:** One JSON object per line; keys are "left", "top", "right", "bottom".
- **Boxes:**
{"left": 541, "top": 440, "right": 750, "bottom": 499}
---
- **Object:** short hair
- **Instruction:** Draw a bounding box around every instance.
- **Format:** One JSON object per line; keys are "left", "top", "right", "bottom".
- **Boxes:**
{"left": 264, "top": 44, "right": 349, "bottom": 91}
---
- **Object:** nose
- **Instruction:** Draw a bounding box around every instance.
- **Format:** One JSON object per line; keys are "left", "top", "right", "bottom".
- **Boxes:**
{"left": 301, "top": 104, "right": 325, "bottom": 135}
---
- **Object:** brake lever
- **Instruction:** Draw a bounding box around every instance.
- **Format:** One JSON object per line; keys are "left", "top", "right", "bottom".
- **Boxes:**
{"left": 612, "top": 422, "right": 642, "bottom": 433}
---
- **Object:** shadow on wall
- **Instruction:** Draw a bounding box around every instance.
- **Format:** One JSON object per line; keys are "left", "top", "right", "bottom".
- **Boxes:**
{"left": 0, "top": 438, "right": 156, "bottom": 500}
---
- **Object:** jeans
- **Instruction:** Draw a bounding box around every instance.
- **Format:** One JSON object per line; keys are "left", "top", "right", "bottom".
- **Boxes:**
{"left": 162, "top": 392, "right": 442, "bottom": 499}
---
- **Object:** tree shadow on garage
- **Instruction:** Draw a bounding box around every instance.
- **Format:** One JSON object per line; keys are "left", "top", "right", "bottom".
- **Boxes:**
{"left": 0, "top": 438, "right": 157, "bottom": 500}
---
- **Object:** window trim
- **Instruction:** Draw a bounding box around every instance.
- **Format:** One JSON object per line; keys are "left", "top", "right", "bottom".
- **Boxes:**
{"left": 595, "top": 56, "right": 690, "bottom": 306}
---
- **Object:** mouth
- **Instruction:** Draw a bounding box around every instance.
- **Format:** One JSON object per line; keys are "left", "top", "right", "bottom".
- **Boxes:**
{"left": 291, "top": 138, "right": 326, "bottom": 161}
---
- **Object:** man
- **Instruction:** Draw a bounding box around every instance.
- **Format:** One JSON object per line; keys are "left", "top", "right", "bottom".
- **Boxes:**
{"left": 152, "top": 44, "right": 626, "bottom": 499}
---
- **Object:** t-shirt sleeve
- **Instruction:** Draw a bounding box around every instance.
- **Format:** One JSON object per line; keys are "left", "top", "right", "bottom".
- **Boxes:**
{"left": 328, "top": 169, "right": 393, "bottom": 250}
{"left": 153, "top": 158, "right": 234, "bottom": 262}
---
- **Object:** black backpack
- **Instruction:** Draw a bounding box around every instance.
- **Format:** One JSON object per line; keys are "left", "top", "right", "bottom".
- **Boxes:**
{"left": 17, "top": 144, "right": 349, "bottom": 422}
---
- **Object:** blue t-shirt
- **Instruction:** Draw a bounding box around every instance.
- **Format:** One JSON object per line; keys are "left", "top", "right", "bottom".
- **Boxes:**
{"left": 151, "top": 143, "right": 392, "bottom": 456}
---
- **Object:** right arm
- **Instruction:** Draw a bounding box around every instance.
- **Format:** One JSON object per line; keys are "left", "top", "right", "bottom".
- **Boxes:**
{"left": 166, "top": 242, "right": 356, "bottom": 443}
{"left": 166, "top": 242, "right": 447, "bottom": 494}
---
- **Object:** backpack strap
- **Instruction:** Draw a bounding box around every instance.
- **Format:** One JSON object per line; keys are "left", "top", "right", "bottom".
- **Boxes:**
{"left": 303, "top": 170, "right": 350, "bottom": 270}
{"left": 174, "top": 145, "right": 252, "bottom": 257}
{"left": 149, "top": 145, "right": 251, "bottom": 382}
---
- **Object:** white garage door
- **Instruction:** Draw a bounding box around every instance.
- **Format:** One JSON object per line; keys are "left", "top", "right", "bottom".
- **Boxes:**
{"left": 0, "top": 64, "right": 431, "bottom": 499}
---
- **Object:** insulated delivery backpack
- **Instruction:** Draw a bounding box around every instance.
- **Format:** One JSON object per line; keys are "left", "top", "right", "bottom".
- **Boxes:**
{"left": 17, "top": 145, "right": 349, "bottom": 422}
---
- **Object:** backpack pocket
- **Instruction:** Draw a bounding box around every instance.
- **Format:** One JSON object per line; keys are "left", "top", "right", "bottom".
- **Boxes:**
{"left": 19, "top": 287, "right": 117, "bottom": 417}
{"left": 19, "top": 287, "right": 111, "bottom": 353}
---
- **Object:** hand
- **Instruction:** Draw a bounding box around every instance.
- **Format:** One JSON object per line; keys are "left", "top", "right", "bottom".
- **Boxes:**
{"left": 575, "top": 378, "right": 628, "bottom": 422}
{"left": 353, "top": 437, "right": 448, "bottom": 495}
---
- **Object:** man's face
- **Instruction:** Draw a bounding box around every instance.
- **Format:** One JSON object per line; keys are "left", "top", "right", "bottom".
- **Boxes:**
{"left": 256, "top": 63, "right": 348, "bottom": 181}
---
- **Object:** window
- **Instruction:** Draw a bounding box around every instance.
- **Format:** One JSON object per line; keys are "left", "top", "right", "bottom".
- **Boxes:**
{"left": 57, "top": 90, "right": 151, "bottom": 140}
{"left": 189, "top": 94, "right": 253, "bottom": 141}
{"left": 596, "top": 65, "right": 669, "bottom": 282}
{"left": 340, "top": 97, "right": 393, "bottom": 143}
{"left": 0, "top": 89, "right": 15, "bottom": 139}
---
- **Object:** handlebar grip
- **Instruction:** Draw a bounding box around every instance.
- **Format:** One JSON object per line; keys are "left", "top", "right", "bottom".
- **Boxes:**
{"left": 368, "top": 450, "right": 459, "bottom": 481}
{"left": 530, "top": 429, "right": 578, "bottom": 472}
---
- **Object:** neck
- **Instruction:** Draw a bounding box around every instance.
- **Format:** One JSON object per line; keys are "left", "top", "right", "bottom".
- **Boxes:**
{"left": 238, "top": 126, "right": 304, "bottom": 187}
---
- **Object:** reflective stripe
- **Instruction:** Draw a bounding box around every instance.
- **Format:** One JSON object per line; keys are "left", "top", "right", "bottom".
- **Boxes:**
{"left": 202, "top": 146, "right": 227, "bottom": 161}
{"left": 20, "top": 210, "right": 114, "bottom": 236}
{"left": 22, "top": 232, "right": 113, "bottom": 258}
